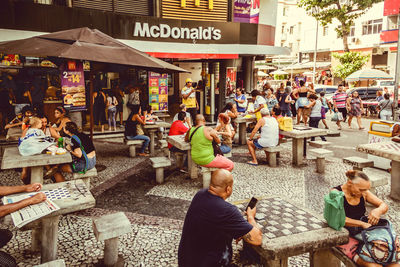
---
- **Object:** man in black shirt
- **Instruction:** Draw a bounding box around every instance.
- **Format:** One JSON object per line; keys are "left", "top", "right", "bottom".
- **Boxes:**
{"left": 178, "top": 169, "right": 262, "bottom": 267}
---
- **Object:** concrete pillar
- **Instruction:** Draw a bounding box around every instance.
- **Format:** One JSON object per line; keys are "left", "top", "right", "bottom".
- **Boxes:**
{"left": 129, "top": 146, "right": 136, "bottom": 157}
{"left": 316, "top": 157, "right": 325, "bottom": 174}
{"left": 31, "top": 166, "right": 43, "bottom": 184}
{"left": 239, "top": 123, "right": 247, "bottom": 145}
{"left": 31, "top": 228, "right": 42, "bottom": 252}
{"left": 69, "top": 111, "right": 82, "bottom": 130}
{"left": 243, "top": 56, "right": 253, "bottom": 93}
{"left": 390, "top": 160, "right": 400, "bottom": 201}
{"left": 175, "top": 153, "right": 184, "bottom": 169}
{"left": 155, "top": 168, "right": 164, "bottom": 184}
{"left": 188, "top": 151, "right": 198, "bottom": 179}
{"left": 268, "top": 152, "right": 277, "bottom": 167}
{"left": 218, "top": 60, "right": 228, "bottom": 113}
{"left": 104, "top": 237, "right": 119, "bottom": 267}
{"left": 292, "top": 138, "right": 304, "bottom": 166}
{"left": 310, "top": 248, "right": 341, "bottom": 267}
{"left": 40, "top": 215, "right": 60, "bottom": 263}
{"left": 202, "top": 171, "right": 211, "bottom": 188}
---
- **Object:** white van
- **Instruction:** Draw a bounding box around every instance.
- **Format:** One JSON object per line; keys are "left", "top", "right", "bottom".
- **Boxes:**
{"left": 373, "top": 80, "right": 395, "bottom": 93}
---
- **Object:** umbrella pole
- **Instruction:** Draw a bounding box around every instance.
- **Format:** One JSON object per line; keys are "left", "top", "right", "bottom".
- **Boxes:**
{"left": 90, "top": 72, "right": 94, "bottom": 140}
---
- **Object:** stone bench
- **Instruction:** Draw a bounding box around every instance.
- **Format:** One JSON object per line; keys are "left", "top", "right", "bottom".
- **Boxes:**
{"left": 150, "top": 157, "right": 172, "bottom": 184}
{"left": 34, "top": 259, "right": 66, "bottom": 267}
{"left": 263, "top": 146, "right": 283, "bottom": 167}
{"left": 72, "top": 168, "right": 97, "bottom": 189}
{"left": 201, "top": 167, "right": 219, "bottom": 189}
{"left": 224, "top": 151, "right": 232, "bottom": 158}
{"left": 343, "top": 157, "right": 374, "bottom": 171}
{"left": 93, "top": 212, "right": 131, "bottom": 267}
{"left": 309, "top": 141, "right": 332, "bottom": 149}
{"left": 363, "top": 167, "right": 389, "bottom": 195}
{"left": 330, "top": 247, "right": 358, "bottom": 267}
{"left": 124, "top": 139, "right": 144, "bottom": 157}
{"left": 309, "top": 149, "right": 333, "bottom": 174}
{"left": 158, "top": 140, "right": 170, "bottom": 158}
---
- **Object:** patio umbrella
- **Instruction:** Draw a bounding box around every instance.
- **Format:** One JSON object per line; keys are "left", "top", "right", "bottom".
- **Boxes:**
{"left": 257, "top": 71, "right": 268, "bottom": 77}
{"left": 0, "top": 27, "right": 187, "bottom": 73}
{"left": 345, "top": 69, "right": 392, "bottom": 82}
{"left": 303, "top": 71, "right": 314, "bottom": 76}
{"left": 0, "top": 27, "right": 188, "bottom": 139}
{"left": 270, "top": 70, "right": 288, "bottom": 75}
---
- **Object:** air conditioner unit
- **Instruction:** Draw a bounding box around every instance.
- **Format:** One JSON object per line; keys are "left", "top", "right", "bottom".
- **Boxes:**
{"left": 351, "top": 37, "right": 356, "bottom": 43}
{"left": 372, "top": 47, "right": 384, "bottom": 55}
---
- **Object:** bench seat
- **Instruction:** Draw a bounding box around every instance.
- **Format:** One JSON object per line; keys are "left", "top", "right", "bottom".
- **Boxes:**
{"left": 263, "top": 146, "right": 283, "bottom": 167}
{"left": 309, "top": 141, "right": 332, "bottom": 148}
{"left": 72, "top": 168, "right": 97, "bottom": 189}
{"left": 201, "top": 167, "right": 219, "bottom": 189}
{"left": 309, "top": 149, "right": 333, "bottom": 174}
{"left": 330, "top": 247, "right": 358, "bottom": 267}
{"left": 34, "top": 259, "right": 66, "bottom": 267}
{"left": 150, "top": 157, "right": 172, "bottom": 184}
{"left": 343, "top": 157, "right": 374, "bottom": 171}
{"left": 124, "top": 139, "right": 144, "bottom": 157}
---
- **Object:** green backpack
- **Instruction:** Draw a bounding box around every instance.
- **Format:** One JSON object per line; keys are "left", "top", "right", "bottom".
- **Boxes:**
{"left": 324, "top": 190, "right": 346, "bottom": 230}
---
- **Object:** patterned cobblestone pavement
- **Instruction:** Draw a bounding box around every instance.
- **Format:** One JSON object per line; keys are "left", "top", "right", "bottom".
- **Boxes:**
{"left": 1, "top": 137, "right": 399, "bottom": 266}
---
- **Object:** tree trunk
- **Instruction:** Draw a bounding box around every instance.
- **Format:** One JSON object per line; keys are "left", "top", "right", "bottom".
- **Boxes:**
{"left": 342, "top": 23, "right": 350, "bottom": 52}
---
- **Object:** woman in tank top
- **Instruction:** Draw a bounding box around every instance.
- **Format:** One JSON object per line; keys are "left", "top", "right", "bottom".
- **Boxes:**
{"left": 292, "top": 80, "right": 314, "bottom": 125}
{"left": 347, "top": 91, "right": 364, "bottom": 130}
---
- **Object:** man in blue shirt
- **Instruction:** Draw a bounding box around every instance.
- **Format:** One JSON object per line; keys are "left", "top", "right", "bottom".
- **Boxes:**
{"left": 178, "top": 169, "right": 262, "bottom": 267}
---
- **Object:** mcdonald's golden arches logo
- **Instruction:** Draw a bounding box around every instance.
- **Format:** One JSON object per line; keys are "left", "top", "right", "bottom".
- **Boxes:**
{"left": 181, "top": 0, "right": 213, "bottom": 10}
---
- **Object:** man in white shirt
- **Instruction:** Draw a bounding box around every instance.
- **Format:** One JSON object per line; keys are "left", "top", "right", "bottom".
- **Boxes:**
{"left": 173, "top": 104, "right": 192, "bottom": 128}
{"left": 181, "top": 78, "right": 198, "bottom": 123}
{"left": 246, "top": 108, "right": 279, "bottom": 165}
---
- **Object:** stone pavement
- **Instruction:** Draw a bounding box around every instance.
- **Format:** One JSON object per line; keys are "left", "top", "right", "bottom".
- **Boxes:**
{"left": 1, "top": 131, "right": 400, "bottom": 266}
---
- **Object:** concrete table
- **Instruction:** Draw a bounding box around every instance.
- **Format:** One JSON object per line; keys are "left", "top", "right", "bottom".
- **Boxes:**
{"left": 17, "top": 180, "right": 96, "bottom": 263}
{"left": 144, "top": 121, "right": 171, "bottom": 155}
{"left": 166, "top": 135, "right": 198, "bottom": 179}
{"left": 233, "top": 115, "right": 256, "bottom": 145}
{"left": 1, "top": 147, "right": 72, "bottom": 184}
{"left": 357, "top": 141, "right": 400, "bottom": 200}
{"left": 6, "top": 126, "right": 22, "bottom": 141}
{"left": 279, "top": 128, "right": 328, "bottom": 166}
{"left": 235, "top": 197, "right": 348, "bottom": 267}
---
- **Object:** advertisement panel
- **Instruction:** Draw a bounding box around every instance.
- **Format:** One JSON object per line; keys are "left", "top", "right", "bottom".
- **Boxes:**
{"left": 226, "top": 67, "right": 237, "bottom": 97}
{"left": 250, "top": 0, "right": 260, "bottom": 24}
{"left": 233, "top": 0, "right": 259, "bottom": 24}
{"left": 148, "top": 72, "right": 168, "bottom": 111}
{"left": 60, "top": 61, "right": 86, "bottom": 111}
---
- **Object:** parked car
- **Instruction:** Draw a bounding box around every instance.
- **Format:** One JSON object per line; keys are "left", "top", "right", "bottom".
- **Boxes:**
{"left": 372, "top": 80, "right": 395, "bottom": 93}
{"left": 346, "top": 87, "right": 381, "bottom": 101}
{"left": 315, "top": 85, "right": 337, "bottom": 104}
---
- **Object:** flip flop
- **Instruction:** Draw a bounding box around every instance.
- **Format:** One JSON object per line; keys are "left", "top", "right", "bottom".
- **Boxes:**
{"left": 247, "top": 161, "right": 258, "bottom": 166}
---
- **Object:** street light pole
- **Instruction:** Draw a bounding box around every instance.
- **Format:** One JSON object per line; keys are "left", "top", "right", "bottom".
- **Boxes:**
{"left": 394, "top": 10, "right": 400, "bottom": 121}
{"left": 313, "top": 19, "right": 318, "bottom": 84}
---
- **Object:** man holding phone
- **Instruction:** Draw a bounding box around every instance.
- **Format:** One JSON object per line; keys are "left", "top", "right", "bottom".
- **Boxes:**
{"left": 178, "top": 169, "right": 262, "bottom": 267}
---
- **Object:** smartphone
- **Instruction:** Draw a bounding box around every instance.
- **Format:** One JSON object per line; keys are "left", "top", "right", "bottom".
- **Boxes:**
{"left": 246, "top": 197, "right": 258, "bottom": 211}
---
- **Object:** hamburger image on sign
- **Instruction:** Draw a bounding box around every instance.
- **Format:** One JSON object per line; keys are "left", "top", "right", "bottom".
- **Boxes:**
{"left": 67, "top": 87, "right": 79, "bottom": 94}
{"left": 72, "top": 93, "right": 85, "bottom": 106}
{"left": 64, "top": 94, "right": 73, "bottom": 105}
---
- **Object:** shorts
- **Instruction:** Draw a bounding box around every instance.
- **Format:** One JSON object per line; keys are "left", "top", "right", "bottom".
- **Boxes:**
{"left": 72, "top": 155, "right": 96, "bottom": 173}
{"left": 337, "top": 107, "right": 347, "bottom": 120}
{"left": 253, "top": 138, "right": 264, "bottom": 149}
{"left": 297, "top": 97, "right": 309, "bottom": 108}
{"left": 202, "top": 154, "right": 234, "bottom": 171}
{"left": 321, "top": 107, "right": 326, "bottom": 119}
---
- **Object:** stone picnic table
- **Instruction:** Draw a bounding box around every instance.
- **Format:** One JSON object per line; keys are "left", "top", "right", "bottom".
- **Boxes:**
{"left": 6, "top": 126, "right": 22, "bottom": 141}
{"left": 143, "top": 121, "right": 171, "bottom": 155}
{"left": 233, "top": 115, "right": 257, "bottom": 145}
{"left": 279, "top": 127, "right": 328, "bottom": 166}
{"left": 357, "top": 141, "right": 400, "bottom": 200}
{"left": 1, "top": 147, "right": 72, "bottom": 184}
{"left": 235, "top": 197, "right": 348, "bottom": 266}
{"left": 14, "top": 179, "right": 95, "bottom": 263}
{"left": 166, "top": 134, "right": 198, "bottom": 179}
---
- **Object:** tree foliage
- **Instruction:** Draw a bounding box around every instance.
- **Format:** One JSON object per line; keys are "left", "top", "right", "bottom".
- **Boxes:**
{"left": 332, "top": 51, "right": 370, "bottom": 81}
{"left": 298, "top": 0, "right": 383, "bottom": 51}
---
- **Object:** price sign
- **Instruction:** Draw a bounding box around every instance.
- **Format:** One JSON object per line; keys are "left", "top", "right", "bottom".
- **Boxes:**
{"left": 60, "top": 61, "right": 86, "bottom": 111}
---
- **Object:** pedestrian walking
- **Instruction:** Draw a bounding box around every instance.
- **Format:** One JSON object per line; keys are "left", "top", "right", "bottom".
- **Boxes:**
{"left": 377, "top": 93, "right": 394, "bottom": 121}
{"left": 332, "top": 84, "right": 348, "bottom": 130}
{"left": 347, "top": 91, "right": 364, "bottom": 130}
{"left": 320, "top": 92, "right": 330, "bottom": 129}
{"left": 306, "top": 94, "right": 327, "bottom": 141}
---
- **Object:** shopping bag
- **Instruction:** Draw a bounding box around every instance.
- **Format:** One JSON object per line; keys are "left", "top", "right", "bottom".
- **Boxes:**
{"left": 331, "top": 112, "right": 339, "bottom": 122}
{"left": 278, "top": 117, "right": 293, "bottom": 131}
{"left": 337, "top": 112, "right": 344, "bottom": 121}
{"left": 324, "top": 190, "right": 345, "bottom": 230}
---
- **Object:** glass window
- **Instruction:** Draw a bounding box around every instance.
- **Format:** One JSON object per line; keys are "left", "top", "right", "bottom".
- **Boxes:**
{"left": 349, "top": 24, "right": 355, "bottom": 37}
{"left": 323, "top": 26, "right": 328, "bottom": 36}
{"left": 362, "top": 19, "right": 382, "bottom": 35}
{"left": 289, "top": 26, "right": 294, "bottom": 34}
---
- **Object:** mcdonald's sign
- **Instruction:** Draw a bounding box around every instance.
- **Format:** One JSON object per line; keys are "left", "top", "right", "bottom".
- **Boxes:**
{"left": 181, "top": 0, "right": 213, "bottom": 10}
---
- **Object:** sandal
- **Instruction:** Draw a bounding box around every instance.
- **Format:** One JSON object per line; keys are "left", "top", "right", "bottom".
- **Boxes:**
{"left": 247, "top": 161, "right": 258, "bottom": 166}
{"left": 138, "top": 153, "right": 149, "bottom": 157}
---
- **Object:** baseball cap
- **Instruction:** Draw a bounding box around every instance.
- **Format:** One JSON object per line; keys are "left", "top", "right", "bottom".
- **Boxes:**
{"left": 185, "top": 78, "right": 193, "bottom": 83}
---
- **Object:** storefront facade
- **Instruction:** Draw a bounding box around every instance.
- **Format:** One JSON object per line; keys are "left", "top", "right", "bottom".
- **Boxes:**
{"left": 0, "top": 0, "right": 288, "bottom": 121}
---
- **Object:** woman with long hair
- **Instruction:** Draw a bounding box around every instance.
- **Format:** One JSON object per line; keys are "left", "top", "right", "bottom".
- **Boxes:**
{"left": 347, "top": 91, "right": 364, "bottom": 130}
{"left": 124, "top": 105, "right": 150, "bottom": 156}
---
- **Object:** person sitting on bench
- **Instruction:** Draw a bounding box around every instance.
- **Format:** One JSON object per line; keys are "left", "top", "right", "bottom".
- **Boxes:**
{"left": 0, "top": 183, "right": 46, "bottom": 267}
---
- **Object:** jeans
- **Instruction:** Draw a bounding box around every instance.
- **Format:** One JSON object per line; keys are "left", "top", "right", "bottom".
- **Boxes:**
{"left": 220, "top": 144, "right": 232, "bottom": 154}
{"left": 309, "top": 117, "right": 326, "bottom": 141}
{"left": 126, "top": 135, "right": 150, "bottom": 153}
{"left": 108, "top": 107, "right": 117, "bottom": 128}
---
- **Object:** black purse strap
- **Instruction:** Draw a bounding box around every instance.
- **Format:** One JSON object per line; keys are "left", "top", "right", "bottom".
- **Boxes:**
{"left": 189, "top": 126, "right": 202, "bottom": 143}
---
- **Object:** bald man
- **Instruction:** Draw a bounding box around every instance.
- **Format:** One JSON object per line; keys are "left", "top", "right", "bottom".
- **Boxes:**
{"left": 178, "top": 169, "right": 262, "bottom": 267}
{"left": 185, "top": 115, "right": 234, "bottom": 171}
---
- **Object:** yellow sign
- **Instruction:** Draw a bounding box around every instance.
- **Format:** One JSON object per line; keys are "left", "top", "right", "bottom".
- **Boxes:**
{"left": 181, "top": 0, "right": 213, "bottom": 10}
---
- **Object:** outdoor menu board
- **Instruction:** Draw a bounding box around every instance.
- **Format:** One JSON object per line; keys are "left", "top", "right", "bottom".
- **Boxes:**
{"left": 148, "top": 72, "right": 168, "bottom": 111}
{"left": 60, "top": 61, "right": 86, "bottom": 111}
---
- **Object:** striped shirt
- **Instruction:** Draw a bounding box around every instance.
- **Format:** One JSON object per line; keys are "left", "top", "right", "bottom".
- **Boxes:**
{"left": 333, "top": 92, "right": 348, "bottom": 108}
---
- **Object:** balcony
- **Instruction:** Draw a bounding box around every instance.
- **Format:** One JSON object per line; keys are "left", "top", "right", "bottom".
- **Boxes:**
{"left": 380, "top": 29, "right": 399, "bottom": 44}
{"left": 384, "top": 0, "right": 400, "bottom": 16}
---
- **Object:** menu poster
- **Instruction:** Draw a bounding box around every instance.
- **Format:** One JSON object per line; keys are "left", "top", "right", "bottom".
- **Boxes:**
{"left": 60, "top": 61, "right": 86, "bottom": 111}
{"left": 226, "top": 67, "right": 237, "bottom": 97}
{"left": 148, "top": 72, "right": 168, "bottom": 111}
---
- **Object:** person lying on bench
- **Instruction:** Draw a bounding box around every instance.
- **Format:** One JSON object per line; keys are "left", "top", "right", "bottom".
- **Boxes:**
{"left": 0, "top": 183, "right": 46, "bottom": 267}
